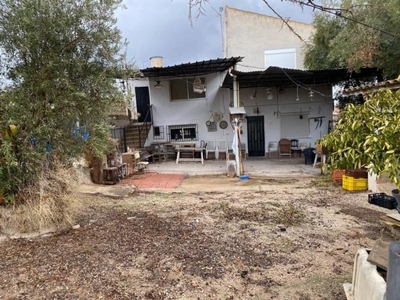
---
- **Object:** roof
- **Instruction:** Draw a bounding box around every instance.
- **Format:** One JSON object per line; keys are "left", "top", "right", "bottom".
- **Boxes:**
{"left": 221, "top": 67, "right": 380, "bottom": 89}
{"left": 341, "top": 78, "right": 400, "bottom": 96}
{"left": 141, "top": 57, "right": 243, "bottom": 78}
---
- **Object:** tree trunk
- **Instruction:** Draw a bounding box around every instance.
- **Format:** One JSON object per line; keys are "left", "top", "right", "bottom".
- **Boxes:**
{"left": 92, "top": 157, "right": 104, "bottom": 184}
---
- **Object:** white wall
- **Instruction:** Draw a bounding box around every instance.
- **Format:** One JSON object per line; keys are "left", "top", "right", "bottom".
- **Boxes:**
{"left": 130, "top": 74, "right": 333, "bottom": 153}
{"left": 239, "top": 85, "right": 333, "bottom": 154}
{"left": 144, "top": 72, "right": 235, "bottom": 146}
{"left": 127, "top": 78, "right": 150, "bottom": 117}
{"left": 225, "top": 6, "right": 314, "bottom": 71}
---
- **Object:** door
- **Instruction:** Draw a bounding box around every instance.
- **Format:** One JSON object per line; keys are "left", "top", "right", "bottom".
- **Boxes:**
{"left": 135, "top": 87, "right": 151, "bottom": 122}
{"left": 247, "top": 116, "right": 265, "bottom": 157}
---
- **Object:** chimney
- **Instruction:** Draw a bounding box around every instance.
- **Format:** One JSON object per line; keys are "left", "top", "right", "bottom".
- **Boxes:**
{"left": 149, "top": 56, "right": 163, "bottom": 68}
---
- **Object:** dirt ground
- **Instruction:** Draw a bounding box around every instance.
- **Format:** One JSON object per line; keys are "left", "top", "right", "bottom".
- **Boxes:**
{"left": 0, "top": 175, "right": 393, "bottom": 299}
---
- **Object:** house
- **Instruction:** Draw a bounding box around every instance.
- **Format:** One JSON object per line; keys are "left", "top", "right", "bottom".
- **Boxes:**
{"left": 130, "top": 57, "right": 242, "bottom": 151}
{"left": 121, "top": 7, "right": 379, "bottom": 159}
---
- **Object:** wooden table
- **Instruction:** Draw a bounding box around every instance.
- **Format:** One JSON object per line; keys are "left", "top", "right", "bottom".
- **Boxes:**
{"left": 176, "top": 147, "right": 205, "bottom": 165}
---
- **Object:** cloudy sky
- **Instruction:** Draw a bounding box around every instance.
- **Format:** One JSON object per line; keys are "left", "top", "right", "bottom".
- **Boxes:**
{"left": 116, "top": 0, "right": 316, "bottom": 69}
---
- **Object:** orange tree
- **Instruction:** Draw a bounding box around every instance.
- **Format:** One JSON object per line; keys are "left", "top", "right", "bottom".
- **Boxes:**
{"left": 320, "top": 87, "right": 400, "bottom": 188}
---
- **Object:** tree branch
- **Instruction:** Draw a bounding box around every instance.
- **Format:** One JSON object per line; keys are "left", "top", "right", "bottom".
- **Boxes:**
{"left": 262, "top": 0, "right": 308, "bottom": 44}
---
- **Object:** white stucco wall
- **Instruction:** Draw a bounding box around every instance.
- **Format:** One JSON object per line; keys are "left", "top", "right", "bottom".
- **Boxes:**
{"left": 224, "top": 6, "right": 314, "bottom": 71}
{"left": 143, "top": 72, "right": 235, "bottom": 146}
{"left": 131, "top": 74, "right": 332, "bottom": 155}
{"left": 238, "top": 85, "right": 333, "bottom": 154}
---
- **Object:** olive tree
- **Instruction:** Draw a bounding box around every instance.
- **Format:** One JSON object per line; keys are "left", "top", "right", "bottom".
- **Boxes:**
{"left": 0, "top": 0, "right": 132, "bottom": 203}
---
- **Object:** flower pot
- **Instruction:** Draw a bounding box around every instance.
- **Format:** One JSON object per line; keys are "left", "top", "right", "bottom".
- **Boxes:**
{"left": 391, "top": 189, "right": 400, "bottom": 213}
{"left": 332, "top": 169, "right": 346, "bottom": 183}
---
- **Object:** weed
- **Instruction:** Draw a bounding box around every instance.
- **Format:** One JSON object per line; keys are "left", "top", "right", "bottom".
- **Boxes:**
{"left": 273, "top": 201, "right": 306, "bottom": 226}
{"left": 213, "top": 202, "right": 273, "bottom": 223}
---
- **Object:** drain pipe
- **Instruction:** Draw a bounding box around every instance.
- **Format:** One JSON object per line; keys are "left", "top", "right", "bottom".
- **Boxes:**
{"left": 229, "top": 68, "right": 240, "bottom": 176}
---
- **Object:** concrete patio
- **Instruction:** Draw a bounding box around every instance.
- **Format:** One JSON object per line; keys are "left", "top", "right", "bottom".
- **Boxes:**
{"left": 146, "top": 156, "right": 322, "bottom": 177}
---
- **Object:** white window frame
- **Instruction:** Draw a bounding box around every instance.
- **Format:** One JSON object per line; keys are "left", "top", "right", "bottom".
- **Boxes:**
{"left": 264, "top": 48, "right": 297, "bottom": 69}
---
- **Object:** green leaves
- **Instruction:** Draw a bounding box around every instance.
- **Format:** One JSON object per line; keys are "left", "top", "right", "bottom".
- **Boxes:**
{"left": 305, "top": 0, "right": 400, "bottom": 78}
{"left": 321, "top": 89, "right": 400, "bottom": 189}
{"left": 0, "top": 0, "right": 134, "bottom": 203}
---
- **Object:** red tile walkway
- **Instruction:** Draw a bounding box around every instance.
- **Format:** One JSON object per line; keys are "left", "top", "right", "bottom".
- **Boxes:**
{"left": 120, "top": 172, "right": 185, "bottom": 189}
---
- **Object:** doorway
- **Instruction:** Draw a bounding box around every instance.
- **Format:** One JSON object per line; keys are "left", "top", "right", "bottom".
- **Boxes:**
{"left": 247, "top": 116, "right": 265, "bottom": 157}
{"left": 135, "top": 87, "right": 151, "bottom": 122}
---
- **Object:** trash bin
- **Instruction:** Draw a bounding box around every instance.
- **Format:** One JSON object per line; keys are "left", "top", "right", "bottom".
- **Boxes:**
{"left": 303, "top": 148, "right": 315, "bottom": 165}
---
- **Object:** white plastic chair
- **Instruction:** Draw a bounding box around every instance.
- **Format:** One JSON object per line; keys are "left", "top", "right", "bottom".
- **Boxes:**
{"left": 268, "top": 141, "right": 278, "bottom": 158}
{"left": 205, "top": 139, "right": 216, "bottom": 159}
{"left": 217, "top": 140, "right": 227, "bottom": 160}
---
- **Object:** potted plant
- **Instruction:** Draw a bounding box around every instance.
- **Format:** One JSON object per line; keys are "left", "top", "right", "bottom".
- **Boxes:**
{"left": 320, "top": 88, "right": 400, "bottom": 207}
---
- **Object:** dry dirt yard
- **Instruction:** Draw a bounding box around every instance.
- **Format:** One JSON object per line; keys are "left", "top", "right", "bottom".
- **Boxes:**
{"left": 0, "top": 175, "right": 392, "bottom": 299}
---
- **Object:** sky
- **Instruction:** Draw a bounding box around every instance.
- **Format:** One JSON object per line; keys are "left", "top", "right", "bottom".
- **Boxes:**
{"left": 116, "top": 0, "right": 316, "bottom": 69}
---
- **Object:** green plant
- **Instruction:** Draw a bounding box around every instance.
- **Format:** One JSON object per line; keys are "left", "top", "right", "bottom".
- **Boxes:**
{"left": 0, "top": 0, "right": 135, "bottom": 203}
{"left": 321, "top": 88, "right": 400, "bottom": 189}
{"left": 274, "top": 202, "right": 306, "bottom": 226}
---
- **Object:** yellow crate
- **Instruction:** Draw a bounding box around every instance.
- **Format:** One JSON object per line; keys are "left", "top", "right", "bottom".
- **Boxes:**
{"left": 342, "top": 175, "right": 368, "bottom": 191}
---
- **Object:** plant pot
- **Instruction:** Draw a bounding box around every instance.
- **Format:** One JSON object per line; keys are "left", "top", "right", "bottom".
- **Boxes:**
{"left": 332, "top": 169, "right": 346, "bottom": 183}
{"left": 391, "top": 189, "right": 400, "bottom": 213}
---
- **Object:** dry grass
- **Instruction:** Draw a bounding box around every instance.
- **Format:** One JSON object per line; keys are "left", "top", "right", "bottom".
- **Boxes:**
{"left": 274, "top": 201, "right": 306, "bottom": 226}
{"left": 0, "top": 164, "right": 81, "bottom": 235}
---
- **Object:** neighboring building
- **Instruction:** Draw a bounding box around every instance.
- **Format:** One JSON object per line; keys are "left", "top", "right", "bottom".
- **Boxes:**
{"left": 224, "top": 6, "right": 314, "bottom": 71}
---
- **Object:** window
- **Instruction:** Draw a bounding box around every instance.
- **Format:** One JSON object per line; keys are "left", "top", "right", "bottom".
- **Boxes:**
{"left": 167, "top": 124, "right": 198, "bottom": 142}
{"left": 264, "top": 48, "right": 296, "bottom": 69}
{"left": 170, "top": 77, "right": 206, "bottom": 101}
{"left": 153, "top": 126, "right": 164, "bottom": 140}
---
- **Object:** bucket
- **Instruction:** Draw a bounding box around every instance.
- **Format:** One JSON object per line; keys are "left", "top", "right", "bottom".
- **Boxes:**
{"left": 392, "top": 189, "right": 400, "bottom": 213}
{"left": 303, "top": 148, "right": 315, "bottom": 165}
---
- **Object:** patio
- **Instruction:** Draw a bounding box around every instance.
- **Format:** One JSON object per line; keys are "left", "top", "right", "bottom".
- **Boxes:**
{"left": 146, "top": 156, "right": 321, "bottom": 177}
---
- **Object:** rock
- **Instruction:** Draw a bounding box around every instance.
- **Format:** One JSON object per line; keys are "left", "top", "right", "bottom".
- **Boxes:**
{"left": 72, "top": 224, "right": 81, "bottom": 230}
{"left": 0, "top": 234, "right": 9, "bottom": 243}
{"left": 277, "top": 225, "right": 287, "bottom": 232}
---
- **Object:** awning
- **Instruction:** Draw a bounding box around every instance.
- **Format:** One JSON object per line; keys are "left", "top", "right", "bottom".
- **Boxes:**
{"left": 141, "top": 57, "right": 243, "bottom": 78}
{"left": 222, "top": 66, "right": 381, "bottom": 89}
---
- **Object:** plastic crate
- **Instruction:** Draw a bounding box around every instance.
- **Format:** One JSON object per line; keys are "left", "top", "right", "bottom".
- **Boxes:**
{"left": 332, "top": 169, "right": 346, "bottom": 183}
{"left": 368, "top": 193, "right": 397, "bottom": 209}
{"left": 345, "top": 169, "right": 368, "bottom": 179}
{"left": 342, "top": 175, "right": 368, "bottom": 191}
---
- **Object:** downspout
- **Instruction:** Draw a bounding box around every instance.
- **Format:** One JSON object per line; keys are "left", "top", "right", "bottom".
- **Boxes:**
{"left": 230, "top": 68, "right": 238, "bottom": 107}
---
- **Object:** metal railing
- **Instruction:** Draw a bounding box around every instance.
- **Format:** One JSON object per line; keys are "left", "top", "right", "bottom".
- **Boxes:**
{"left": 138, "top": 105, "right": 153, "bottom": 148}
{"left": 110, "top": 127, "right": 127, "bottom": 153}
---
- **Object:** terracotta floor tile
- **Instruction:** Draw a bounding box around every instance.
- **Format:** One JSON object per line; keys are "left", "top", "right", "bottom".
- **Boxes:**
{"left": 120, "top": 172, "right": 184, "bottom": 189}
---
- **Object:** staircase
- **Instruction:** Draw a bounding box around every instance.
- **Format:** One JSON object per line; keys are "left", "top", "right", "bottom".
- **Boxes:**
{"left": 125, "top": 122, "right": 152, "bottom": 150}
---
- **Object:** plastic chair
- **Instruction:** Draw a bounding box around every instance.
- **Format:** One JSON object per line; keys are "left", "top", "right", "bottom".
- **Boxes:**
{"left": 278, "top": 138, "right": 292, "bottom": 158}
{"left": 217, "top": 140, "right": 227, "bottom": 160}
{"left": 205, "top": 139, "right": 216, "bottom": 159}
{"left": 268, "top": 141, "right": 278, "bottom": 158}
